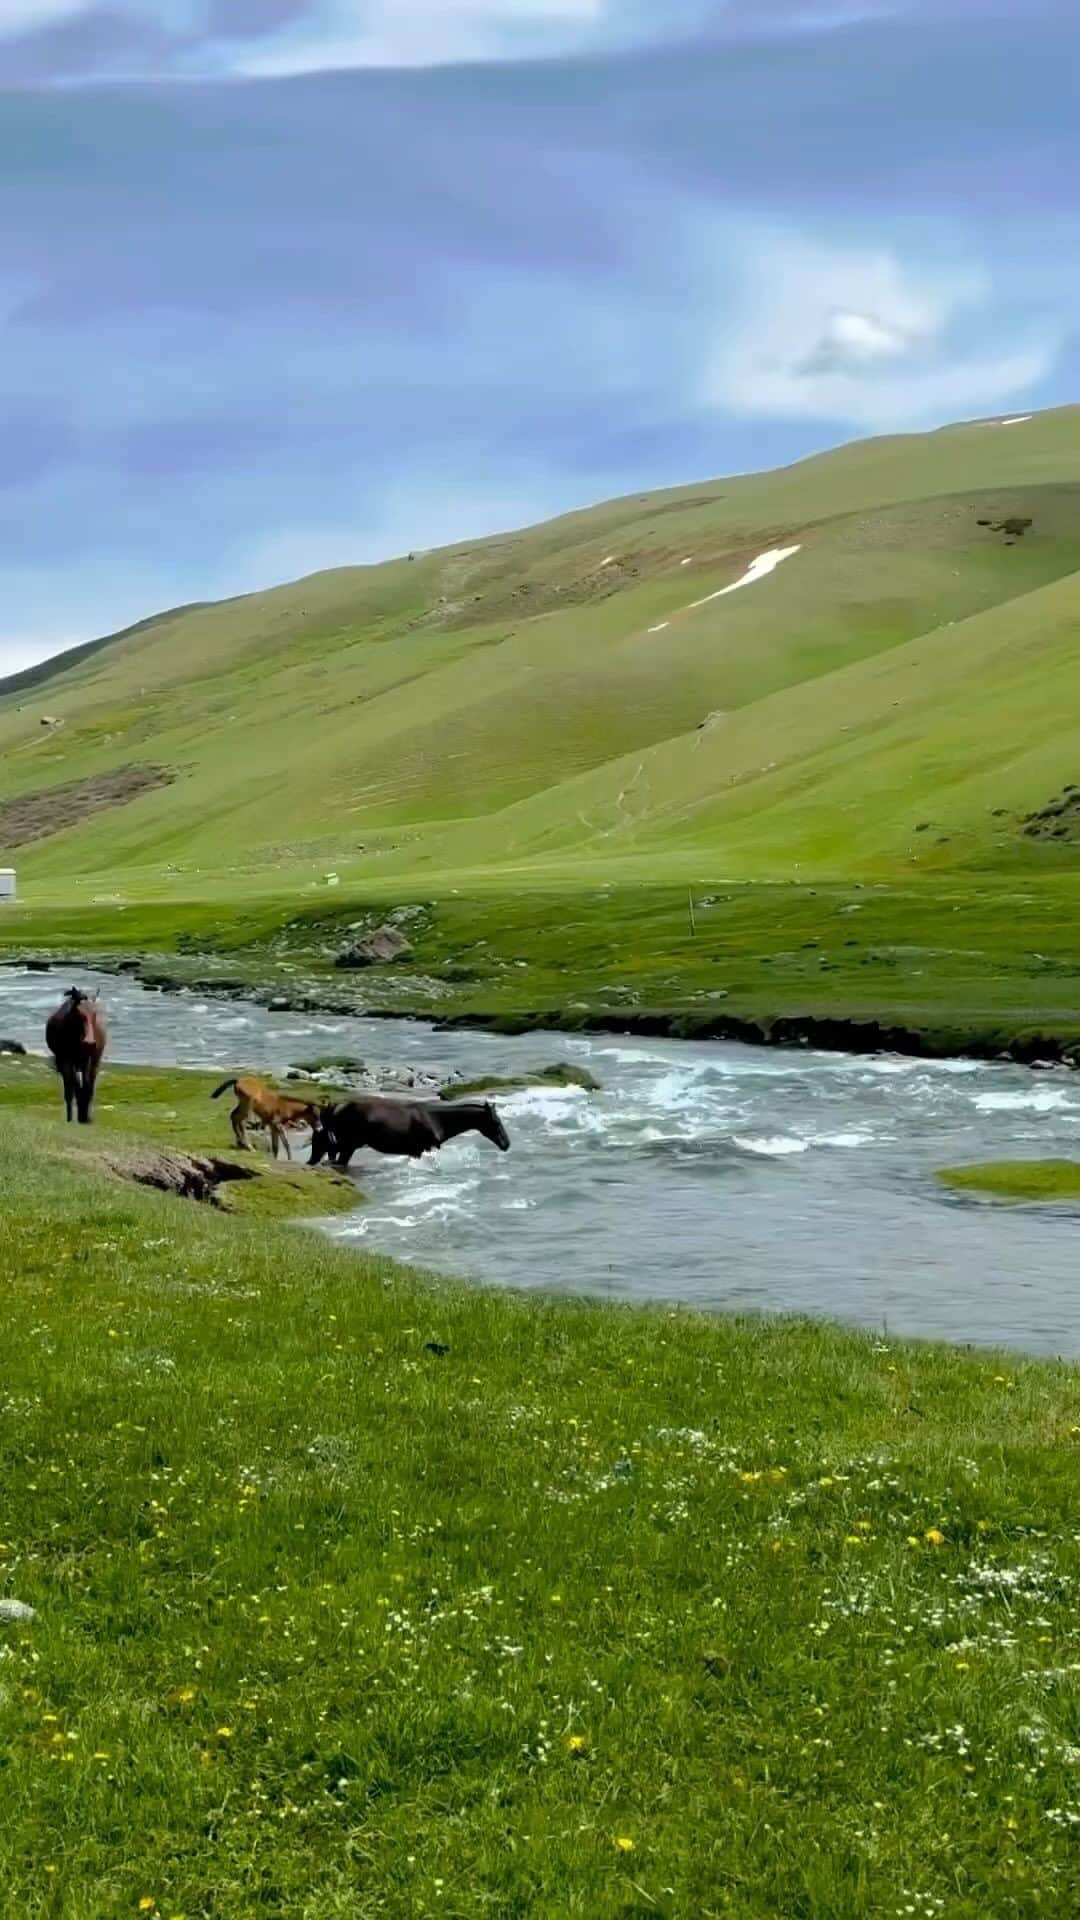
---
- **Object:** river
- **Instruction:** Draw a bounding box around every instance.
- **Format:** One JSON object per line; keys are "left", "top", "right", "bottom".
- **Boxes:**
{"left": 4, "top": 968, "right": 1079, "bottom": 1356}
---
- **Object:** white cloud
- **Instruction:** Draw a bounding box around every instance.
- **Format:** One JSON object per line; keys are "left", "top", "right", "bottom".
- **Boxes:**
{"left": 801, "top": 307, "right": 922, "bottom": 373}
{"left": 700, "top": 231, "right": 1059, "bottom": 431}
{"left": 232, "top": 0, "right": 607, "bottom": 75}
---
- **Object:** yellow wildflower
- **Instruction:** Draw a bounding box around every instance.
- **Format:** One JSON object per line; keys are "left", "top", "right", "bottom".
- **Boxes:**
{"left": 216, "top": 1726, "right": 234, "bottom": 1741}
{"left": 566, "top": 1735, "right": 589, "bottom": 1756}
{"left": 614, "top": 1836, "right": 635, "bottom": 1854}
{"left": 819, "top": 1477, "right": 835, "bottom": 1489}
{"left": 844, "top": 1534, "right": 865, "bottom": 1547}
{"left": 138, "top": 1902, "right": 157, "bottom": 1915}
{"left": 925, "top": 1528, "right": 946, "bottom": 1548}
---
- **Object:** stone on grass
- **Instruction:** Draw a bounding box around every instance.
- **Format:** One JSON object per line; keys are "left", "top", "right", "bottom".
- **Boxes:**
{"left": 335, "top": 925, "right": 413, "bottom": 969}
{"left": 0, "top": 1599, "right": 36, "bottom": 1623}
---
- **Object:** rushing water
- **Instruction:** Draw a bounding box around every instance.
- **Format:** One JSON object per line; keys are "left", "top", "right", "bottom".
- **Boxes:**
{"left": 4, "top": 967, "right": 1080, "bottom": 1356}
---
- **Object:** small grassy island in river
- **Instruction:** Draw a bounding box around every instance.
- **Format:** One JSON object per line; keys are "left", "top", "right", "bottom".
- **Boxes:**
{"left": 939, "top": 1159, "right": 1080, "bottom": 1203}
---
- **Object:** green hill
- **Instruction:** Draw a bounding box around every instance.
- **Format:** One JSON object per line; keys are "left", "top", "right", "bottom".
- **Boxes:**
{"left": 3, "top": 404, "right": 1080, "bottom": 1039}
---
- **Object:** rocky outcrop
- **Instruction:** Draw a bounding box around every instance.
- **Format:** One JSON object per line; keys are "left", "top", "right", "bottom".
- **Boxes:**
{"left": 335, "top": 925, "right": 413, "bottom": 969}
{"left": 288, "top": 1057, "right": 444, "bottom": 1096}
{"left": 105, "top": 1148, "right": 258, "bottom": 1206}
{"left": 443, "top": 1063, "right": 601, "bottom": 1099}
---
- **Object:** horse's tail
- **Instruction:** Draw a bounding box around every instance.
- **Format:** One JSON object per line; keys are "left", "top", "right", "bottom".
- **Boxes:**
{"left": 210, "top": 1078, "right": 237, "bottom": 1101}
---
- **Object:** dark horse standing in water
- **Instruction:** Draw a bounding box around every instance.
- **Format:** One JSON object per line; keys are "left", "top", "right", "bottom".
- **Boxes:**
{"left": 45, "top": 988, "right": 108, "bottom": 1123}
{"left": 310, "top": 1096, "right": 510, "bottom": 1171}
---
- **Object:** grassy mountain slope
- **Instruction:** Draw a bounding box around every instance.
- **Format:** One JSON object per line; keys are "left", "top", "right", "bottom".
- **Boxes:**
{"left": 1, "top": 407, "right": 1079, "bottom": 917}
{"left": 421, "top": 564, "right": 1080, "bottom": 882}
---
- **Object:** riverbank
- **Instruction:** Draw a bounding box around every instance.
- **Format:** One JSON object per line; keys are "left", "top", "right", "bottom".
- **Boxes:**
{"left": 0, "top": 1054, "right": 359, "bottom": 1220}
{"left": 6, "top": 871, "right": 1080, "bottom": 1067}
{"left": 15, "top": 951, "right": 1080, "bottom": 1069}
{"left": 2, "top": 1079, "right": 1079, "bottom": 1917}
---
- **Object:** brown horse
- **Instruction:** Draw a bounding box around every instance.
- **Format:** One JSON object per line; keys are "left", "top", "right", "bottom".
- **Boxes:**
{"left": 211, "top": 1075, "right": 322, "bottom": 1160}
{"left": 45, "top": 988, "right": 108, "bottom": 1124}
{"left": 310, "top": 1096, "right": 510, "bottom": 1171}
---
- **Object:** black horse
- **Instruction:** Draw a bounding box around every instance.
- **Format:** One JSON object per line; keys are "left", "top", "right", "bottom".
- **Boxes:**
{"left": 310, "top": 1096, "right": 510, "bottom": 1171}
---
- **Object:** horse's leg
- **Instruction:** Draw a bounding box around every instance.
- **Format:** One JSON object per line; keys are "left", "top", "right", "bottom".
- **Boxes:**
{"left": 279, "top": 1127, "right": 292, "bottom": 1162}
{"left": 80, "top": 1056, "right": 100, "bottom": 1124}
{"left": 62, "top": 1064, "right": 76, "bottom": 1123}
{"left": 76, "top": 1071, "right": 91, "bottom": 1124}
{"left": 230, "top": 1104, "right": 248, "bottom": 1150}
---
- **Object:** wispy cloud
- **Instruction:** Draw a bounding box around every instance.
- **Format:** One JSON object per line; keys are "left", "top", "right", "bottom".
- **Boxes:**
{"left": 2, "top": 0, "right": 638, "bottom": 83}
{"left": 700, "top": 229, "right": 1063, "bottom": 431}
{"left": 0, "top": 0, "right": 1013, "bottom": 85}
{"left": 233, "top": 1, "right": 608, "bottom": 75}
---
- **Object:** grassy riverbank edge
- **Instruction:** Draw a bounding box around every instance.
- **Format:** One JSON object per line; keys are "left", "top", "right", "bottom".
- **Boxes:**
{"left": 1, "top": 1058, "right": 1079, "bottom": 1915}
{"left": 7, "top": 870, "right": 1080, "bottom": 1068}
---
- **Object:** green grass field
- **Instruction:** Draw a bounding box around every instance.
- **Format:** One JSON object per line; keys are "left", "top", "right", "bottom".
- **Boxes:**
{"left": 2, "top": 407, "right": 1080, "bottom": 1041}
{"left": 2, "top": 1066, "right": 1080, "bottom": 1917}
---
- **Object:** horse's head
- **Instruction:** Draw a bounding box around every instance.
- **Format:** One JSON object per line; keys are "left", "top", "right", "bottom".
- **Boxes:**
{"left": 309, "top": 1106, "right": 338, "bottom": 1166}
{"left": 482, "top": 1102, "right": 511, "bottom": 1152}
{"left": 58, "top": 987, "right": 100, "bottom": 1045}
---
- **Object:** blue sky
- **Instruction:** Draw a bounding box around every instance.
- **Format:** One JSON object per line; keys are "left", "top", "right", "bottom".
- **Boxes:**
{"left": 1, "top": 0, "right": 1077, "bottom": 669}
